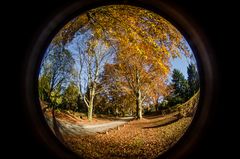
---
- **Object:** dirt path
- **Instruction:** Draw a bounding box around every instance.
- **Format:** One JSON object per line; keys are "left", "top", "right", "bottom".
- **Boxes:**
{"left": 45, "top": 116, "right": 134, "bottom": 136}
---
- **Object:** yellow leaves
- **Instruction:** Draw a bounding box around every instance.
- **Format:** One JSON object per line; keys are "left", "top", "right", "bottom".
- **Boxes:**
{"left": 50, "top": 91, "right": 62, "bottom": 104}
{"left": 56, "top": 98, "right": 62, "bottom": 105}
{"left": 162, "top": 45, "right": 170, "bottom": 57}
{"left": 157, "top": 60, "right": 169, "bottom": 75}
{"left": 118, "top": 63, "right": 122, "bottom": 68}
{"left": 136, "top": 47, "right": 143, "bottom": 55}
{"left": 51, "top": 5, "right": 190, "bottom": 61}
{"left": 50, "top": 91, "right": 56, "bottom": 97}
{"left": 162, "top": 65, "right": 169, "bottom": 75}
{"left": 52, "top": 14, "right": 89, "bottom": 45}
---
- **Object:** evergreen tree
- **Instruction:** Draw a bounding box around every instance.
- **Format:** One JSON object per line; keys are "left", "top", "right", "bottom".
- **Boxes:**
{"left": 187, "top": 63, "right": 199, "bottom": 96}
{"left": 167, "top": 69, "right": 189, "bottom": 106}
{"left": 172, "top": 69, "right": 189, "bottom": 100}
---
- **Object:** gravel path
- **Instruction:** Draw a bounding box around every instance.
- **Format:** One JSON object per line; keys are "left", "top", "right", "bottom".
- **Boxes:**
{"left": 45, "top": 116, "right": 134, "bottom": 136}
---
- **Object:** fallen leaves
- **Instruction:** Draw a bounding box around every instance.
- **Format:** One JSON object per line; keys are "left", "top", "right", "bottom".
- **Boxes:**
{"left": 63, "top": 115, "right": 192, "bottom": 159}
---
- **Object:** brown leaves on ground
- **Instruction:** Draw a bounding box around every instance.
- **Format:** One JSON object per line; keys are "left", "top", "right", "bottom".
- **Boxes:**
{"left": 44, "top": 109, "right": 113, "bottom": 125}
{"left": 63, "top": 115, "right": 192, "bottom": 159}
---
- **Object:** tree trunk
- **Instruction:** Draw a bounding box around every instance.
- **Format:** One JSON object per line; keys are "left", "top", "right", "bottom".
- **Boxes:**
{"left": 87, "top": 84, "right": 96, "bottom": 122}
{"left": 155, "top": 99, "right": 158, "bottom": 112}
{"left": 136, "top": 89, "right": 142, "bottom": 119}
{"left": 135, "top": 69, "right": 142, "bottom": 119}
{"left": 88, "top": 102, "right": 93, "bottom": 122}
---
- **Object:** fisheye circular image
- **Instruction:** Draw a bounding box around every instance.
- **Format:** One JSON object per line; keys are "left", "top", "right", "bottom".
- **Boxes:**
{"left": 38, "top": 5, "right": 200, "bottom": 159}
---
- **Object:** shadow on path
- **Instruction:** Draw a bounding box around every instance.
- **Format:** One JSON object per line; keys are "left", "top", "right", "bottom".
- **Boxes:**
{"left": 143, "top": 116, "right": 181, "bottom": 129}
{"left": 52, "top": 109, "right": 65, "bottom": 142}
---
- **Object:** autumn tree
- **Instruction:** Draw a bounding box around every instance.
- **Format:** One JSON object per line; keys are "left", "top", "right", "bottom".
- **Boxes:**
{"left": 99, "top": 64, "right": 136, "bottom": 116}
{"left": 112, "top": 48, "right": 168, "bottom": 118}
{"left": 84, "top": 6, "right": 189, "bottom": 119}
{"left": 87, "top": 6, "right": 189, "bottom": 119}
{"left": 71, "top": 34, "right": 113, "bottom": 121}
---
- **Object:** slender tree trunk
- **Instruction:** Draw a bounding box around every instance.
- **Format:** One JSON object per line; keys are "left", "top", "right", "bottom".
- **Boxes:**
{"left": 135, "top": 69, "right": 142, "bottom": 119}
{"left": 88, "top": 102, "right": 93, "bottom": 121}
{"left": 83, "top": 91, "right": 94, "bottom": 122}
{"left": 87, "top": 83, "right": 96, "bottom": 122}
{"left": 136, "top": 89, "right": 142, "bottom": 119}
{"left": 155, "top": 99, "right": 158, "bottom": 112}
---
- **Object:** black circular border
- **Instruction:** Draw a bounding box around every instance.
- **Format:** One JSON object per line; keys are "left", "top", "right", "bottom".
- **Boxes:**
{"left": 22, "top": 0, "right": 217, "bottom": 159}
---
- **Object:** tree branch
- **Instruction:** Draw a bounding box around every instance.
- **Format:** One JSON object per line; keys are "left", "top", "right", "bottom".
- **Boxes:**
{"left": 83, "top": 95, "right": 90, "bottom": 108}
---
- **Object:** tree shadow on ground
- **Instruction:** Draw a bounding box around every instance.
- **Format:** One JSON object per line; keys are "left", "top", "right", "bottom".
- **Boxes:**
{"left": 96, "top": 115, "right": 135, "bottom": 122}
{"left": 143, "top": 116, "right": 181, "bottom": 129}
{"left": 52, "top": 109, "right": 65, "bottom": 142}
{"left": 143, "top": 111, "right": 180, "bottom": 120}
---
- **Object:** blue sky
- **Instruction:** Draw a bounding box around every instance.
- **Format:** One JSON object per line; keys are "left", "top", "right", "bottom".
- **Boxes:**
{"left": 170, "top": 55, "right": 190, "bottom": 79}
{"left": 169, "top": 38, "right": 197, "bottom": 80}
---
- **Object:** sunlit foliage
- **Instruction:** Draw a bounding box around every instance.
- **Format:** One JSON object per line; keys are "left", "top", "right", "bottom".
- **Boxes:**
{"left": 39, "top": 5, "right": 197, "bottom": 120}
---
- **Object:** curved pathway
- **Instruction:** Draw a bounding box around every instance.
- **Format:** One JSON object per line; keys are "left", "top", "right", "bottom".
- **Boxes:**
{"left": 45, "top": 116, "right": 134, "bottom": 136}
